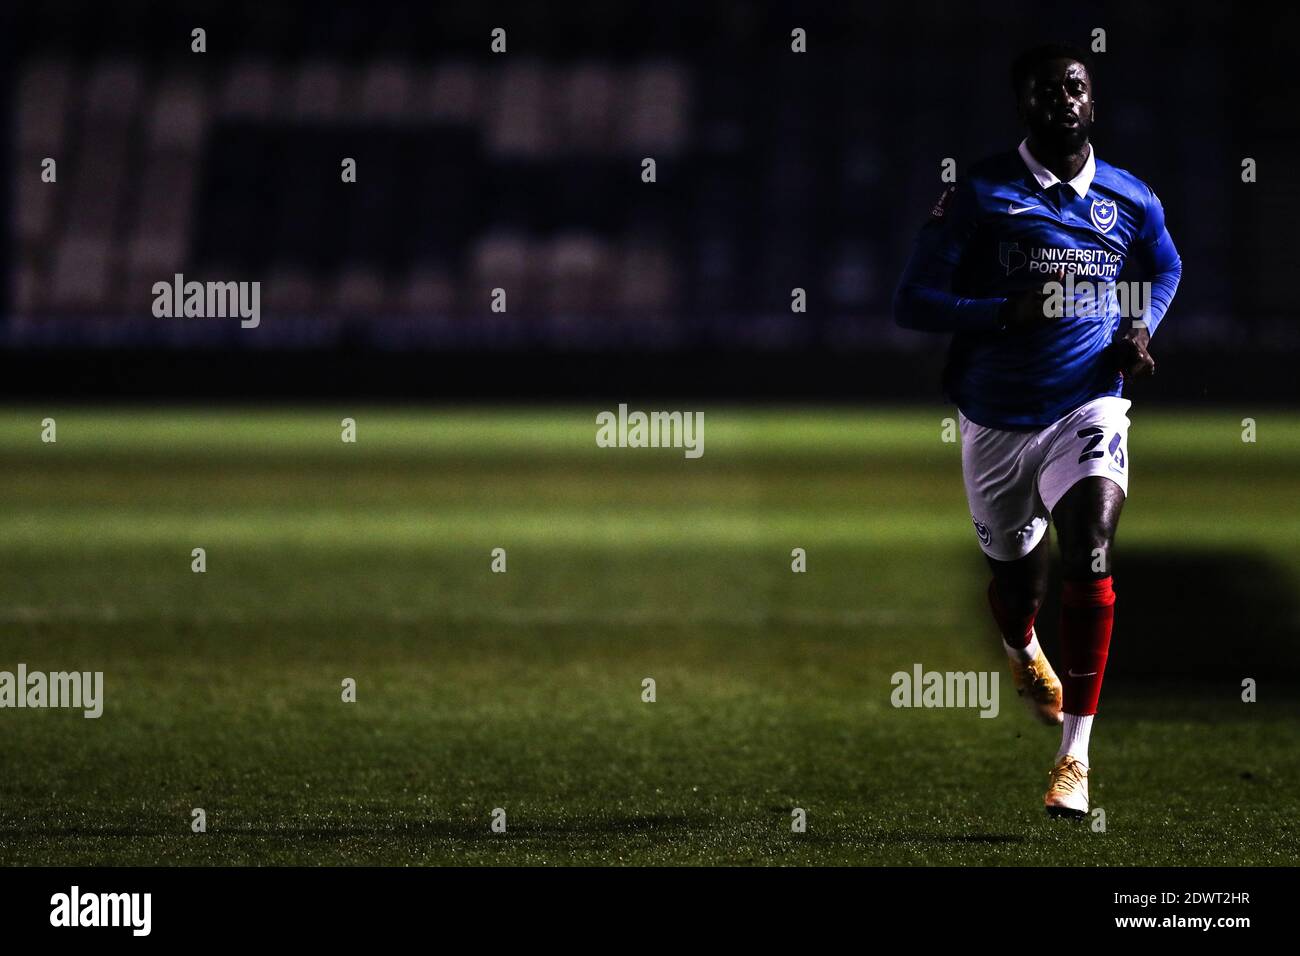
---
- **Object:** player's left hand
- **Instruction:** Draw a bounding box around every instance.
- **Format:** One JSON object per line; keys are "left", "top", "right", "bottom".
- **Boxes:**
{"left": 1112, "top": 326, "right": 1155, "bottom": 379}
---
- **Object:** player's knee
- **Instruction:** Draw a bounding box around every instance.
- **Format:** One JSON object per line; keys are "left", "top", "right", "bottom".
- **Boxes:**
{"left": 1062, "top": 529, "right": 1115, "bottom": 577}
{"left": 1031, "top": 576, "right": 1049, "bottom": 609}
{"left": 1019, "top": 578, "right": 1048, "bottom": 613}
{"left": 994, "top": 578, "right": 1046, "bottom": 618}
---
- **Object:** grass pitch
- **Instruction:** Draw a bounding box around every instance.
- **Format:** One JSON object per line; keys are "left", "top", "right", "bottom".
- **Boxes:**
{"left": 0, "top": 406, "right": 1297, "bottom": 866}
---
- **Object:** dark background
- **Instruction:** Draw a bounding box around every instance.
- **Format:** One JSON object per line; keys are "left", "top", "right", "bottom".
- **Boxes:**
{"left": 4, "top": 0, "right": 1297, "bottom": 400}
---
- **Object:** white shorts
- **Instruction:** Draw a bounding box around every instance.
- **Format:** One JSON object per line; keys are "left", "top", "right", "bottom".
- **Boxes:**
{"left": 959, "top": 396, "right": 1131, "bottom": 561}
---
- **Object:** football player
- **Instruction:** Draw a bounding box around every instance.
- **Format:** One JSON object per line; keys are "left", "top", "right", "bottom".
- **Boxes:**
{"left": 893, "top": 43, "right": 1182, "bottom": 818}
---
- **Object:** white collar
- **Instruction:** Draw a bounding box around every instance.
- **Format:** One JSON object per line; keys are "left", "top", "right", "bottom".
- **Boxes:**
{"left": 1018, "top": 138, "right": 1096, "bottom": 198}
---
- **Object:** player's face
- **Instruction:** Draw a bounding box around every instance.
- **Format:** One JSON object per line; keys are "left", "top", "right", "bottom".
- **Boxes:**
{"left": 1019, "top": 58, "right": 1093, "bottom": 151}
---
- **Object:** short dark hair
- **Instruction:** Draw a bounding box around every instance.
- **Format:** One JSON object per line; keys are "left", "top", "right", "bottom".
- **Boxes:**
{"left": 1011, "top": 43, "right": 1093, "bottom": 95}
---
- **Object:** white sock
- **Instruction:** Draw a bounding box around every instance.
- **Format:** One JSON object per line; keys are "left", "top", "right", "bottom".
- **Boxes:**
{"left": 1058, "top": 713, "right": 1094, "bottom": 765}
{"left": 1003, "top": 632, "right": 1040, "bottom": 666}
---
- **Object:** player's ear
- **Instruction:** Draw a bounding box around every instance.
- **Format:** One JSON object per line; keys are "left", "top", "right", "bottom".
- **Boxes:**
{"left": 1014, "top": 83, "right": 1032, "bottom": 125}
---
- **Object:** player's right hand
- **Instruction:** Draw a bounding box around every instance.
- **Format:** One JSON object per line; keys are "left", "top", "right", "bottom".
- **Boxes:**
{"left": 1112, "top": 325, "right": 1156, "bottom": 380}
{"left": 998, "top": 268, "right": 1067, "bottom": 333}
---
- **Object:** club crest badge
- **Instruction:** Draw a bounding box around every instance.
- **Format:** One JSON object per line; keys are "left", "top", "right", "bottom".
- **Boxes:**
{"left": 1108, "top": 432, "right": 1125, "bottom": 470}
{"left": 1089, "top": 197, "right": 1118, "bottom": 234}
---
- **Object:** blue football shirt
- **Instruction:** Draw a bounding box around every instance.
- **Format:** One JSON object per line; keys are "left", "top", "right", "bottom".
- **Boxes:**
{"left": 894, "top": 141, "right": 1182, "bottom": 429}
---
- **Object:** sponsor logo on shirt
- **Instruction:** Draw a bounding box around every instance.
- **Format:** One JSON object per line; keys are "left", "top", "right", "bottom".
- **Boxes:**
{"left": 998, "top": 244, "right": 1122, "bottom": 278}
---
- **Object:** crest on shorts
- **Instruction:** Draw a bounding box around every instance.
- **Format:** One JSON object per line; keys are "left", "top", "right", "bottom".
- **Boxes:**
{"left": 1108, "top": 432, "right": 1125, "bottom": 470}
{"left": 1089, "top": 197, "right": 1118, "bottom": 234}
{"left": 972, "top": 518, "right": 992, "bottom": 546}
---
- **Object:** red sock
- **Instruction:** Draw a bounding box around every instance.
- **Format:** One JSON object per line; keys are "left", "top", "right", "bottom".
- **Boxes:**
{"left": 1060, "top": 577, "right": 1115, "bottom": 715}
{"left": 987, "top": 580, "right": 1035, "bottom": 648}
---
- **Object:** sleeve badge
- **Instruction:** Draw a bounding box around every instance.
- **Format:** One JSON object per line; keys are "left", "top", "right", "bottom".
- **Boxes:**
{"left": 930, "top": 185, "right": 956, "bottom": 219}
